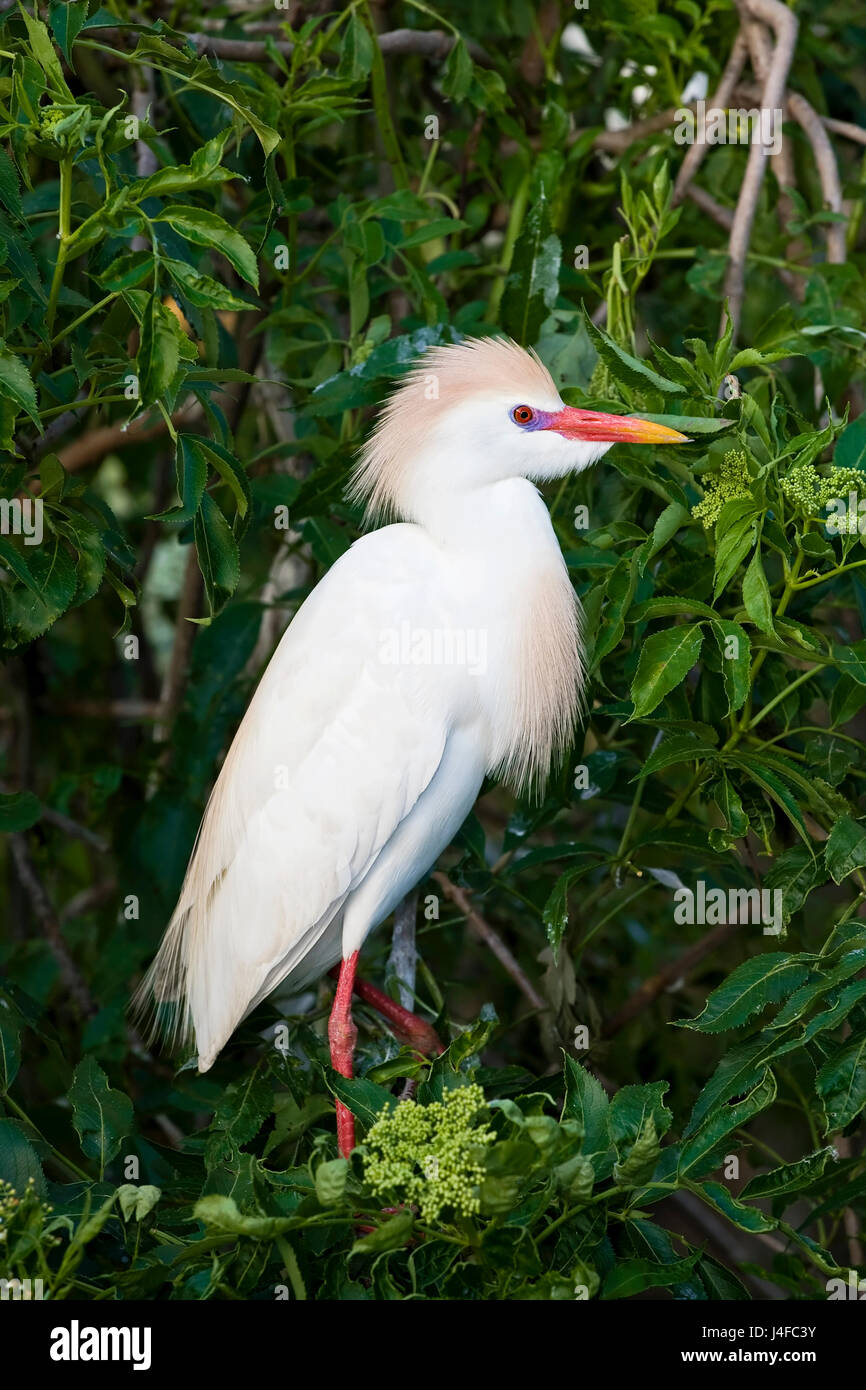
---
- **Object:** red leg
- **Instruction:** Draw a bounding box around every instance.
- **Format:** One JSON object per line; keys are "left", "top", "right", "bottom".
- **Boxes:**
{"left": 328, "top": 951, "right": 359, "bottom": 1157}
{"left": 328, "top": 964, "right": 443, "bottom": 1056}
{"left": 352, "top": 976, "right": 443, "bottom": 1057}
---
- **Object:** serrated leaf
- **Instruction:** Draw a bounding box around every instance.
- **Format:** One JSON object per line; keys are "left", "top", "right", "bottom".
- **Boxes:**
{"left": 739, "top": 1147, "right": 835, "bottom": 1201}
{"left": 563, "top": 1056, "right": 614, "bottom": 1178}
{"left": 156, "top": 207, "right": 259, "bottom": 290}
{"left": 679, "top": 954, "right": 812, "bottom": 1033}
{"left": 629, "top": 624, "right": 703, "bottom": 718}
{"left": 68, "top": 1057, "right": 133, "bottom": 1171}
{"left": 824, "top": 816, "right": 866, "bottom": 883}
{"left": 816, "top": 1038, "right": 866, "bottom": 1130}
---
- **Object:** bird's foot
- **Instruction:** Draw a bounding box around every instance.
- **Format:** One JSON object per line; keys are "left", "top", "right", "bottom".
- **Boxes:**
{"left": 343, "top": 972, "right": 443, "bottom": 1057}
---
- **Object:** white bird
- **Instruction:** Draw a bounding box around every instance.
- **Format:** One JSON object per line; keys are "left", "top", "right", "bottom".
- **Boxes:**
{"left": 136, "top": 337, "right": 687, "bottom": 1154}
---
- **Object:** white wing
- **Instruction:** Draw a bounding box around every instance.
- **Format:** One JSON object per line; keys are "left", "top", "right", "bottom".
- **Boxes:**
{"left": 137, "top": 524, "right": 479, "bottom": 1068}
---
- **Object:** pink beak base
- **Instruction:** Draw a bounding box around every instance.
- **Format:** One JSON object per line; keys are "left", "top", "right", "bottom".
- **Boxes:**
{"left": 545, "top": 406, "right": 690, "bottom": 445}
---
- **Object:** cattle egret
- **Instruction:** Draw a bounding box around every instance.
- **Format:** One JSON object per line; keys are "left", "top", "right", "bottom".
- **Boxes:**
{"left": 136, "top": 336, "right": 688, "bottom": 1155}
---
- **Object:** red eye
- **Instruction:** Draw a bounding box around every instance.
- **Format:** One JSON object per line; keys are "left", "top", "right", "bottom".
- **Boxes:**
{"left": 512, "top": 405, "right": 535, "bottom": 425}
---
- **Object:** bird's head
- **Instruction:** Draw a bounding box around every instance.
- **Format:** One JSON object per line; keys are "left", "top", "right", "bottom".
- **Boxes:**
{"left": 350, "top": 335, "right": 689, "bottom": 523}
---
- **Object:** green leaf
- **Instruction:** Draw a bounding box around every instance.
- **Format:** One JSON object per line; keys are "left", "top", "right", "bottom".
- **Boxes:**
{"left": 601, "top": 1254, "right": 699, "bottom": 1300}
{"left": 742, "top": 548, "right": 775, "bottom": 635}
{"left": 315, "top": 1157, "right": 349, "bottom": 1206}
{"left": 0, "top": 345, "right": 41, "bottom": 429}
{"left": 696, "top": 1181, "right": 777, "bottom": 1231}
{"left": 710, "top": 619, "right": 751, "bottom": 715}
{"left": 151, "top": 435, "right": 208, "bottom": 523}
{"left": 326, "top": 1070, "right": 398, "bottom": 1128}
{"left": 195, "top": 1193, "right": 295, "bottom": 1239}
{"left": 630, "top": 597, "right": 717, "bottom": 622}
{"left": 0, "top": 1002, "right": 21, "bottom": 1091}
{"left": 633, "top": 734, "right": 716, "bottom": 781}
{"left": 350, "top": 1211, "right": 414, "bottom": 1255}
{"left": 739, "top": 1147, "right": 836, "bottom": 1201}
{"left": 816, "top": 1038, "right": 866, "bottom": 1130}
{"left": 337, "top": 9, "right": 374, "bottom": 80}
{"left": 194, "top": 494, "right": 240, "bottom": 619}
{"left": 542, "top": 859, "right": 598, "bottom": 953}
{"left": 68, "top": 1057, "right": 133, "bottom": 1170}
{"left": 629, "top": 624, "right": 703, "bottom": 718}
{"left": 156, "top": 207, "right": 259, "bottom": 290}
{"left": 116, "top": 1183, "right": 161, "bottom": 1222}
{"left": 638, "top": 414, "right": 733, "bottom": 435}
{"left": 0, "top": 1119, "right": 46, "bottom": 1196}
{"left": 165, "top": 258, "right": 252, "bottom": 312}
{"left": 501, "top": 188, "right": 561, "bottom": 346}
{"left": 824, "top": 816, "right": 866, "bottom": 883}
{"left": 0, "top": 790, "right": 41, "bottom": 832}
{"left": 441, "top": 37, "right": 473, "bottom": 100}
{"left": 678, "top": 1070, "right": 777, "bottom": 1182}
{"left": 679, "top": 953, "right": 813, "bottom": 1034}
{"left": 137, "top": 293, "right": 181, "bottom": 405}
{"left": 21, "top": 9, "right": 73, "bottom": 97}
{"left": 400, "top": 218, "right": 468, "bottom": 250}
{"left": 49, "top": 0, "right": 88, "bottom": 63}
{"left": 563, "top": 1056, "right": 614, "bottom": 1178}
{"left": 584, "top": 311, "right": 686, "bottom": 396}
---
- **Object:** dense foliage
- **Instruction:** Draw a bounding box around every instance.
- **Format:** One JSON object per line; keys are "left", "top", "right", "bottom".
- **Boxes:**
{"left": 2, "top": 0, "right": 866, "bottom": 1301}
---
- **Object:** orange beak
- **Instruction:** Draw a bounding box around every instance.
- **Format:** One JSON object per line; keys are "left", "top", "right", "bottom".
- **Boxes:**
{"left": 545, "top": 407, "right": 690, "bottom": 444}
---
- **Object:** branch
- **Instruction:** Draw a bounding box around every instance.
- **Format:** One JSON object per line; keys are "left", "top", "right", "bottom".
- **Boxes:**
{"left": 722, "top": 0, "right": 799, "bottom": 334}
{"left": 93, "top": 26, "right": 491, "bottom": 66}
{"left": 602, "top": 918, "right": 743, "bottom": 1037}
{"left": 57, "top": 400, "right": 203, "bottom": 472}
{"left": 8, "top": 834, "right": 97, "bottom": 1018}
{"left": 432, "top": 871, "right": 548, "bottom": 1013}
{"left": 673, "top": 28, "right": 749, "bottom": 204}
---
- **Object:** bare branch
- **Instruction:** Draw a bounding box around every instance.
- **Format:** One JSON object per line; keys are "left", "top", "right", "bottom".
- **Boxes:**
{"left": 433, "top": 871, "right": 548, "bottom": 1013}
{"left": 673, "top": 29, "right": 749, "bottom": 204}
{"left": 723, "top": 0, "right": 799, "bottom": 334}
{"left": 9, "top": 834, "right": 97, "bottom": 1017}
{"left": 603, "top": 919, "right": 742, "bottom": 1037}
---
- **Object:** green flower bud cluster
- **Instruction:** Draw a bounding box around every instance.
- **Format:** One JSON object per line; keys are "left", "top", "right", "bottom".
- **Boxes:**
{"left": 364, "top": 1084, "right": 495, "bottom": 1224}
{"left": 781, "top": 462, "right": 863, "bottom": 521}
{"left": 0, "top": 1175, "right": 57, "bottom": 1249}
{"left": 691, "top": 450, "right": 753, "bottom": 528}
{"left": 36, "top": 103, "right": 91, "bottom": 151}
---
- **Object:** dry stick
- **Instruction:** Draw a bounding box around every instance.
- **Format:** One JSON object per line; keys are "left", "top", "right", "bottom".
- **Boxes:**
{"left": 739, "top": 22, "right": 802, "bottom": 291}
{"left": 57, "top": 400, "right": 203, "bottom": 473}
{"left": 823, "top": 116, "right": 866, "bottom": 146}
{"left": 721, "top": 0, "right": 798, "bottom": 335}
{"left": 8, "top": 834, "right": 97, "bottom": 1018}
{"left": 154, "top": 545, "right": 203, "bottom": 744}
{"left": 686, "top": 184, "right": 734, "bottom": 230}
{"left": 740, "top": 22, "right": 846, "bottom": 267}
{"left": 672, "top": 28, "right": 749, "bottom": 204}
{"left": 602, "top": 918, "right": 743, "bottom": 1037}
{"left": 89, "top": 27, "right": 492, "bottom": 65}
{"left": 432, "top": 872, "right": 547, "bottom": 1013}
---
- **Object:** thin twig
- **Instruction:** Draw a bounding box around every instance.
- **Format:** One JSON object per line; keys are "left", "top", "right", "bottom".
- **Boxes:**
{"left": 8, "top": 834, "right": 97, "bottom": 1017}
{"left": 57, "top": 400, "right": 203, "bottom": 472}
{"left": 432, "top": 872, "right": 547, "bottom": 1013}
{"left": 722, "top": 0, "right": 799, "bottom": 334}
{"left": 673, "top": 28, "right": 749, "bottom": 204}
{"left": 603, "top": 919, "right": 743, "bottom": 1037}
